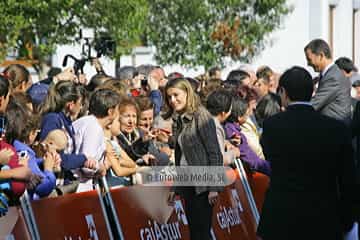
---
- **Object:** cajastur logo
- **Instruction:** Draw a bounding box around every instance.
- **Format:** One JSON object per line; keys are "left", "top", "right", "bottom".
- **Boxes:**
{"left": 139, "top": 200, "right": 187, "bottom": 240}
{"left": 216, "top": 189, "right": 243, "bottom": 234}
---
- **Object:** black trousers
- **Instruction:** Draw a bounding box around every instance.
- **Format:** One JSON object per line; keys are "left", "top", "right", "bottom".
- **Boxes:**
{"left": 181, "top": 188, "right": 213, "bottom": 240}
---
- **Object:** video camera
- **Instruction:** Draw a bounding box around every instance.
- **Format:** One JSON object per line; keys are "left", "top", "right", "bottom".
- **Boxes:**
{"left": 94, "top": 36, "right": 116, "bottom": 58}
{"left": 62, "top": 29, "right": 116, "bottom": 75}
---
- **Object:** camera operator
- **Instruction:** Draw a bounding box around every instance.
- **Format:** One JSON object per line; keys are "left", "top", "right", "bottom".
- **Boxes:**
{"left": 29, "top": 56, "right": 109, "bottom": 109}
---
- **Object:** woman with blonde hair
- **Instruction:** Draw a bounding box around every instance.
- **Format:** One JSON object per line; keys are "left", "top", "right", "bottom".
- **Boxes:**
{"left": 165, "top": 78, "right": 223, "bottom": 240}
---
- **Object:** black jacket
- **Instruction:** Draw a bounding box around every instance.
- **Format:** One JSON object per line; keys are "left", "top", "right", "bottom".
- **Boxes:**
{"left": 258, "top": 104, "right": 357, "bottom": 239}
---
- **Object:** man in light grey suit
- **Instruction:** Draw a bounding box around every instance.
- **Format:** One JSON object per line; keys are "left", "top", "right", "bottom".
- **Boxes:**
{"left": 304, "top": 39, "right": 351, "bottom": 123}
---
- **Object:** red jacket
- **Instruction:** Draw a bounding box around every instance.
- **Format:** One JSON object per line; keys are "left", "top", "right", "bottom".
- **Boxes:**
{"left": 0, "top": 140, "right": 26, "bottom": 197}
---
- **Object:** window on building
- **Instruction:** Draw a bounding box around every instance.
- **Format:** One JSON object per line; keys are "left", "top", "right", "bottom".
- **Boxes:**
{"left": 329, "top": 5, "right": 336, "bottom": 51}
{"left": 353, "top": 9, "right": 359, "bottom": 63}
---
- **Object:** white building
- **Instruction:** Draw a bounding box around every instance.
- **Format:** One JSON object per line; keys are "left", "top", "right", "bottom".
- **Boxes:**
{"left": 52, "top": 0, "right": 360, "bottom": 79}
{"left": 250, "top": 0, "right": 360, "bottom": 77}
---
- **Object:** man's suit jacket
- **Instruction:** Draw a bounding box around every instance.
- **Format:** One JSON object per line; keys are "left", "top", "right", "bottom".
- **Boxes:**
{"left": 257, "top": 104, "right": 356, "bottom": 240}
{"left": 351, "top": 101, "right": 360, "bottom": 176}
{"left": 311, "top": 64, "right": 351, "bottom": 123}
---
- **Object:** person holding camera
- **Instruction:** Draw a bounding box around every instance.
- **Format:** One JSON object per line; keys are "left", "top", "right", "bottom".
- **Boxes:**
{"left": 136, "top": 65, "right": 166, "bottom": 116}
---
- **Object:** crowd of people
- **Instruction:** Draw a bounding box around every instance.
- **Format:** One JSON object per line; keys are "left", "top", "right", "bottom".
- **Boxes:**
{"left": 0, "top": 38, "right": 360, "bottom": 239}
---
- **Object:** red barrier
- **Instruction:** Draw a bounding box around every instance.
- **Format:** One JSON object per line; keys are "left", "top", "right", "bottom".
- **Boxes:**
{"left": 246, "top": 171, "right": 270, "bottom": 214}
{"left": 31, "top": 190, "right": 111, "bottom": 239}
{"left": 11, "top": 207, "right": 32, "bottom": 239}
{"left": 212, "top": 179, "right": 258, "bottom": 240}
{"left": 17, "top": 168, "right": 260, "bottom": 240}
{"left": 0, "top": 207, "right": 31, "bottom": 239}
{"left": 110, "top": 169, "right": 258, "bottom": 240}
{"left": 110, "top": 185, "right": 191, "bottom": 240}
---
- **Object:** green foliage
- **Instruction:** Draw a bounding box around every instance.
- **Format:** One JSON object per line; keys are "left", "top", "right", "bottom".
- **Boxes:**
{"left": 82, "top": 0, "right": 148, "bottom": 56}
{"left": 147, "top": 0, "right": 291, "bottom": 69}
{"left": 0, "top": 0, "right": 148, "bottom": 61}
{"left": 0, "top": 0, "right": 290, "bottom": 69}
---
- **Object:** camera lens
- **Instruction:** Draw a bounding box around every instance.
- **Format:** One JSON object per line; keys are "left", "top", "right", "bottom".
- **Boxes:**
{"left": 141, "top": 78, "right": 148, "bottom": 86}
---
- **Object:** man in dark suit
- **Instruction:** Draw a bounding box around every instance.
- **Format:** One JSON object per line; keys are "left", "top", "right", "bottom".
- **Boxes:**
{"left": 304, "top": 39, "right": 351, "bottom": 123}
{"left": 257, "top": 66, "right": 357, "bottom": 240}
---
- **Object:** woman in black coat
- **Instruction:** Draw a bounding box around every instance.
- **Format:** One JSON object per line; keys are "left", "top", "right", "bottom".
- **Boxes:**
{"left": 165, "top": 78, "right": 224, "bottom": 240}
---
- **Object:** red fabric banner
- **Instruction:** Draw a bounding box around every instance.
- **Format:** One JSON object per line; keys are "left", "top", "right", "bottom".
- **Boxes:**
{"left": 246, "top": 171, "right": 270, "bottom": 214}
{"left": 110, "top": 169, "right": 258, "bottom": 240}
{"left": 31, "top": 190, "right": 111, "bottom": 239}
{"left": 212, "top": 178, "right": 258, "bottom": 239}
{"left": 22, "top": 169, "right": 263, "bottom": 240}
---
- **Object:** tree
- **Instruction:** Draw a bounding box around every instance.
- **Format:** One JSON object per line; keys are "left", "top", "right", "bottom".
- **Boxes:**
{"left": 0, "top": 0, "right": 148, "bottom": 62}
{"left": 146, "top": 0, "right": 291, "bottom": 69}
{"left": 0, "top": 0, "right": 290, "bottom": 71}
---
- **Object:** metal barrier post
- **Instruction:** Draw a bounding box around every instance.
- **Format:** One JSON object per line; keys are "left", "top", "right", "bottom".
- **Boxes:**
{"left": 20, "top": 191, "right": 40, "bottom": 240}
{"left": 97, "top": 177, "right": 125, "bottom": 240}
{"left": 234, "top": 158, "right": 260, "bottom": 226}
{"left": 95, "top": 185, "right": 114, "bottom": 240}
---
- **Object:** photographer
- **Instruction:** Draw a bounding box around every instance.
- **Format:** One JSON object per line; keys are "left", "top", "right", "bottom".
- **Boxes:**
{"left": 136, "top": 65, "right": 166, "bottom": 116}
{"left": 117, "top": 66, "right": 138, "bottom": 88}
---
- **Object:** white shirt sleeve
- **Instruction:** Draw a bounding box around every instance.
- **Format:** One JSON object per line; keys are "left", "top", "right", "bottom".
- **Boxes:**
{"left": 74, "top": 116, "right": 105, "bottom": 162}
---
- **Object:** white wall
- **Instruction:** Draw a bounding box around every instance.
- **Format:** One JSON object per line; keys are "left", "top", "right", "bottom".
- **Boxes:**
{"left": 308, "top": 0, "right": 329, "bottom": 41}
{"left": 249, "top": 0, "right": 310, "bottom": 74}
{"left": 354, "top": 9, "right": 360, "bottom": 67}
{"left": 219, "top": 0, "right": 357, "bottom": 77}
{"left": 52, "top": 44, "right": 116, "bottom": 79}
{"left": 333, "top": 0, "right": 353, "bottom": 60}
